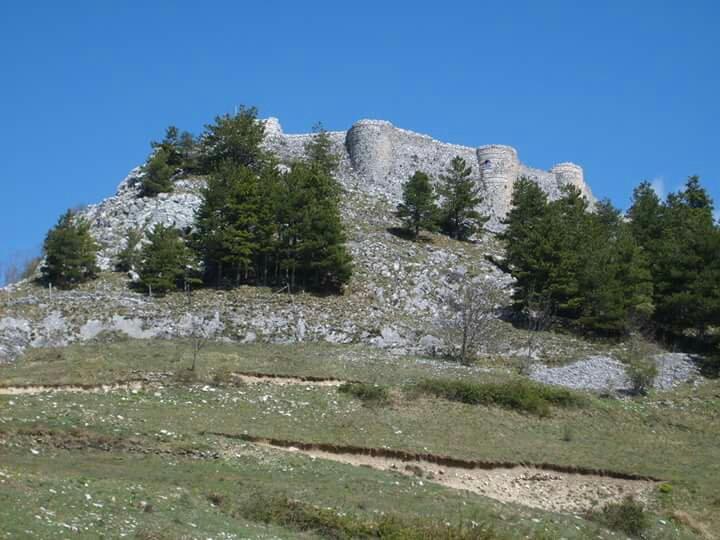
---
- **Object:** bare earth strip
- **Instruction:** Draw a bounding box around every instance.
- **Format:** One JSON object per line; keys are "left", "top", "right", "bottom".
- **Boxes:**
{"left": 231, "top": 371, "right": 350, "bottom": 387}
{"left": 212, "top": 432, "right": 658, "bottom": 515}
{"left": 0, "top": 381, "right": 147, "bottom": 395}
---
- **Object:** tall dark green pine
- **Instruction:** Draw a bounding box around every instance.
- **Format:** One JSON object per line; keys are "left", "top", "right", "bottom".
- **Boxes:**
{"left": 438, "top": 156, "right": 487, "bottom": 240}
{"left": 304, "top": 123, "right": 339, "bottom": 177}
{"left": 141, "top": 147, "right": 175, "bottom": 197}
{"left": 578, "top": 200, "right": 653, "bottom": 333}
{"left": 652, "top": 177, "right": 720, "bottom": 338}
{"left": 199, "top": 106, "right": 267, "bottom": 173}
{"left": 42, "top": 210, "right": 99, "bottom": 288}
{"left": 139, "top": 225, "right": 196, "bottom": 295}
{"left": 396, "top": 171, "right": 438, "bottom": 239}
{"left": 543, "top": 185, "right": 591, "bottom": 319}
{"left": 501, "top": 177, "right": 551, "bottom": 308}
{"left": 277, "top": 162, "right": 351, "bottom": 292}
{"left": 193, "top": 162, "right": 260, "bottom": 286}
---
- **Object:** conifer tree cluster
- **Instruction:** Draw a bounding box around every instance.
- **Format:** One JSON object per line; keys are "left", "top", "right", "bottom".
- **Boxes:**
{"left": 140, "top": 126, "right": 198, "bottom": 197}
{"left": 502, "top": 176, "right": 720, "bottom": 344}
{"left": 192, "top": 112, "right": 351, "bottom": 293}
{"left": 41, "top": 210, "right": 99, "bottom": 288}
{"left": 396, "top": 156, "right": 487, "bottom": 241}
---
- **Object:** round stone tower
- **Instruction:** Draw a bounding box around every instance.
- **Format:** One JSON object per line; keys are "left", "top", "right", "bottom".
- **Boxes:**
{"left": 476, "top": 144, "right": 519, "bottom": 217}
{"left": 345, "top": 120, "right": 394, "bottom": 191}
{"left": 550, "top": 162, "right": 591, "bottom": 200}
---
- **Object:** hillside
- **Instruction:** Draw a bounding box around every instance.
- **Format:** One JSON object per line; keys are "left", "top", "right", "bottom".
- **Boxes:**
{"left": 0, "top": 118, "right": 596, "bottom": 365}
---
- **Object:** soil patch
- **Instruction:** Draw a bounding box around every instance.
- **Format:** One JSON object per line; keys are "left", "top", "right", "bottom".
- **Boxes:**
{"left": 210, "top": 432, "right": 658, "bottom": 514}
{"left": 231, "top": 371, "right": 353, "bottom": 387}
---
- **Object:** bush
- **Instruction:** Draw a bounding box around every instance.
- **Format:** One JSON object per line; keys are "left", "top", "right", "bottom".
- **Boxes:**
{"left": 338, "top": 382, "right": 390, "bottom": 406}
{"left": 626, "top": 357, "right": 658, "bottom": 396}
{"left": 412, "top": 378, "right": 585, "bottom": 417}
{"left": 237, "top": 492, "right": 499, "bottom": 539}
{"left": 589, "top": 496, "right": 649, "bottom": 537}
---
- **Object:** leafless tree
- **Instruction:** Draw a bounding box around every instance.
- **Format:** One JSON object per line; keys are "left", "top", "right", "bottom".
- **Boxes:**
{"left": 445, "top": 278, "right": 505, "bottom": 365}
{"left": 187, "top": 311, "right": 222, "bottom": 371}
{"left": 519, "top": 291, "right": 554, "bottom": 373}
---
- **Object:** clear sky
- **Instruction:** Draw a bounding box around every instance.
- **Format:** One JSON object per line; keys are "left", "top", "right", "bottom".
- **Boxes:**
{"left": 1, "top": 0, "right": 718, "bottom": 274}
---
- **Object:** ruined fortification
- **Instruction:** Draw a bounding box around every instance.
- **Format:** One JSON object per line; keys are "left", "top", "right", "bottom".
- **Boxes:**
{"left": 264, "top": 117, "right": 594, "bottom": 225}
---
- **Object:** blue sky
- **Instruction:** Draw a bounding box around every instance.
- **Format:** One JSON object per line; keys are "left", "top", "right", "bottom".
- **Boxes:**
{"left": 1, "top": 0, "right": 718, "bottom": 275}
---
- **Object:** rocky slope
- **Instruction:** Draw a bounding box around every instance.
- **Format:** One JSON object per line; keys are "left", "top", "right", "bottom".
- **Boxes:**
{"left": 4, "top": 118, "right": 699, "bottom": 394}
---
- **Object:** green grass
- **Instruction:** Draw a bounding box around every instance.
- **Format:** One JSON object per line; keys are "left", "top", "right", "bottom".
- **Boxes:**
{"left": 0, "top": 338, "right": 717, "bottom": 538}
{"left": 338, "top": 382, "right": 391, "bottom": 405}
{"left": 237, "top": 492, "right": 500, "bottom": 539}
{"left": 411, "top": 378, "right": 586, "bottom": 416}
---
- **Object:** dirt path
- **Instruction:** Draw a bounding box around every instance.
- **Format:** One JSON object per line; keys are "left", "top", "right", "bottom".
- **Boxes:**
{"left": 213, "top": 433, "right": 658, "bottom": 515}
{"left": 231, "top": 371, "right": 349, "bottom": 387}
{"left": 0, "top": 380, "right": 146, "bottom": 395}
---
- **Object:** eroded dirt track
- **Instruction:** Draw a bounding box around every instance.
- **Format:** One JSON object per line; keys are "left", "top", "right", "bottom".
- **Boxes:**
{"left": 212, "top": 432, "right": 659, "bottom": 514}
{"left": 0, "top": 380, "right": 147, "bottom": 395}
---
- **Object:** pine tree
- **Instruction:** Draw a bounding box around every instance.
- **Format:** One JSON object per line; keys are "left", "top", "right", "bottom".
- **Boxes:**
{"left": 304, "top": 123, "right": 339, "bottom": 177}
{"left": 151, "top": 126, "right": 183, "bottom": 167}
{"left": 543, "top": 185, "right": 591, "bottom": 318}
{"left": 193, "top": 162, "right": 260, "bottom": 286}
{"left": 651, "top": 177, "right": 720, "bottom": 338}
{"left": 578, "top": 200, "right": 653, "bottom": 333}
{"left": 141, "top": 147, "right": 175, "bottom": 197}
{"left": 438, "top": 156, "right": 487, "bottom": 240}
{"left": 115, "top": 229, "right": 143, "bottom": 272}
{"left": 41, "top": 210, "right": 99, "bottom": 288}
{"left": 396, "top": 171, "right": 438, "bottom": 239}
{"left": 199, "top": 106, "right": 267, "bottom": 173}
{"left": 276, "top": 162, "right": 352, "bottom": 292}
{"left": 139, "top": 225, "right": 196, "bottom": 295}
{"left": 501, "top": 177, "right": 550, "bottom": 308}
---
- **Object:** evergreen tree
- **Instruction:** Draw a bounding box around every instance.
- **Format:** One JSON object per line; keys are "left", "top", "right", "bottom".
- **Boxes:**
{"left": 651, "top": 177, "right": 720, "bottom": 337}
{"left": 141, "top": 147, "right": 175, "bottom": 197}
{"left": 139, "top": 225, "right": 196, "bottom": 295}
{"left": 41, "top": 210, "right": 99, "bottom": 288}
{"left": 199, "top": 106, "right": 267, "bottom": 173}
{"left": 501, "top": 177, "right": 551, "bottom": 308}
{"left": 276, "top": 162, "right": 352, "bottom": 292}
{"left": 543, "top": 185, "right": 592, "bottom": 318}
{"left": 193, "top": 161, "right": 260, "bottom": 286}
{"left": 305, "top": 123, "right": 339, "bottom": 176}
{"left": 396, "top": 171, "right": 438, "bottom": 239}
{"left": 115, "top": 229, "right": 143, "bottom": 272}
{"left": 578, "top": 200, "right": 653, "bottom": 333}
{"left": 438, "top": 156, "right": 487, "bottom": 240}
{"left": 151, "top": 126, "right": 183, "bottom": 167}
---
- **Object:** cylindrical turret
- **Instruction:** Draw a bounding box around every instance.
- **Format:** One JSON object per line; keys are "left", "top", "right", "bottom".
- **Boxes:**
{"left": 345, "top": 120, "right": 394, "bottom": 190}
{"left": 550, "top": 162, "right": 591, "bottom": 199}
{"left": 476, "top": 144, "right": 519, "bottom": 217}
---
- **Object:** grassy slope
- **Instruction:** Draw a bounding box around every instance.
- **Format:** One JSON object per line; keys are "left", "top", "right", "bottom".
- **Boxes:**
{"left": 1, "top": 339, "right": 718, "bottom": 538}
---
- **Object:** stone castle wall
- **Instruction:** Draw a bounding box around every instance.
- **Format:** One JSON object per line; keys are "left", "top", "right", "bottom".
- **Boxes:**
{"left": 263, "top": 117, "right": 594, "bottom": 226}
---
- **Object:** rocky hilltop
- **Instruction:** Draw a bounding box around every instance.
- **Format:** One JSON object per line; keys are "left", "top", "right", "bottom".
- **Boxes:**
{"left": 0, "top": 119, "right": 598, "bottom": 367}
{"left": 82, "top": 118, "right": 594, "bottom": 267}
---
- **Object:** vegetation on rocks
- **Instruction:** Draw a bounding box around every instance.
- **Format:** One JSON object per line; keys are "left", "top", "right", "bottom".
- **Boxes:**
{"left": 41, "top": 209, "right": 99, "bottom": 288}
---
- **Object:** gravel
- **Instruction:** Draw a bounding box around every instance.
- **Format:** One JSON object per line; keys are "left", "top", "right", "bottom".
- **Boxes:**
{"left": 529, "top": 353, "right": 700, "bottom": 393}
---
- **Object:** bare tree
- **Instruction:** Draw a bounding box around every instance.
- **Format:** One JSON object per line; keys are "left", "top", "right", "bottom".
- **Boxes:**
{"left": 519, "top": 291, "right": 554, "bottom": 374}
{"left": 444, "top": 277, "right": 505, "bottom": 365}
{"left": 186, "top": 311, "right": 222, "bottom": 371}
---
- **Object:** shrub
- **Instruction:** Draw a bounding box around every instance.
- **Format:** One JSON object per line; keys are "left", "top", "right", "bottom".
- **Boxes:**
{"left": 237, "top": 493, "right": 499, "bottom": 539}
{"left": 626, "top": 357, "right": 658, "bottom": 396}
{"left": 412, "top": 378, "right": 585, "bottom": 417}
{"left": 589, "top": 496, "right": 650, "bottom": 537}
{"left": 338, "top": 382, "right": 390, "bottom": 406}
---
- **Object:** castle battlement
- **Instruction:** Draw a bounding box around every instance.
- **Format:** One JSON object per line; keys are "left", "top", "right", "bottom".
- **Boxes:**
{"left": 263, "top": 118, "right": 593, "bottom": 224}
